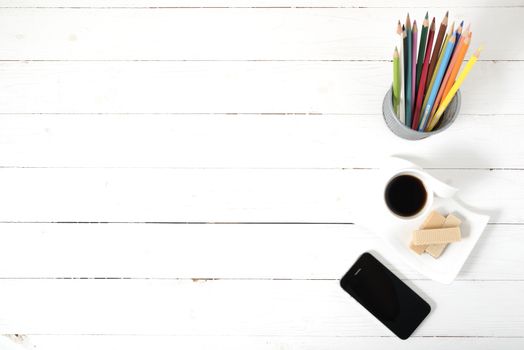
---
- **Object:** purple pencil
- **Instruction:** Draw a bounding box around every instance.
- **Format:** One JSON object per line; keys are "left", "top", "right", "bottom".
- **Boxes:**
{"left": 411, "top": 20, "right": 418, "bottom": 117}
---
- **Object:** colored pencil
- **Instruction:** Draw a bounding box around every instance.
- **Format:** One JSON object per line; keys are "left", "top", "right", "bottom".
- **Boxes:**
{"left": 400, "top": 25, "right": 406, "bottom": 123}
{"left": 457, "top": 23, "right": 469, "bottom": 52}
{"left": 405, "top": 13, "right": 413, "bottom": 127}
{"left": 411, "top": 17, "right": 435, "bottom": 129}
{"left": 403, "top": 24, "right": 408, "bottom": 122}
{"left": 440, "top": 28, "right": 471, "bottom": 102}
{"left": 418, "top": 27, "right": 451, "bottom": 130}
{"left": 393, "top": 47, "right": 400, "bottom": 114}
{"left": 428, "top": 33, "right": 468, "bottom": 121}
{"left": 428, "top": 47, "right": 483, "bottom": 131}
{"left": 453, "top": 20, "right": 464, "bottom": 53}
{"left": 416, "top": 13, "right": 429, "bottom": 95}
{"left": 426, "top": 11, "right": 448, "bottom": 91}
{"left": 430, "top": 23, "right": 467, "bottom": 118}
{"left": 418, "top": 35, "right": 456, "bottom": 131}
{"left": 394, "top": 21, "right": 403, "bottom": 117}
{"left": 411, "top": 21, "right": 417, "bottom": 117}
{"left": 428, "top": 25, "right": 458, "bottom": 121}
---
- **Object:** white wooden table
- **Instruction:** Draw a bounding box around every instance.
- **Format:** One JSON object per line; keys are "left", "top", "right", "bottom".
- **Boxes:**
{"left": 0, "top": 1, "right": 523, "bottom": 349}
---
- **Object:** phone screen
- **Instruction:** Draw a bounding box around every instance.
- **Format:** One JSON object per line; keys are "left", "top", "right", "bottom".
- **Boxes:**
{"left": 340, "top": 252, "right": 431, "bottom": 339}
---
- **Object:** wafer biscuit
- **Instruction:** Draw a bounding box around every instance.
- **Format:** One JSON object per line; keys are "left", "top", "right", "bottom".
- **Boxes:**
{"left": 425, "top": 214, "right": 462, "bottom": 258}
{"left": 425, "top": 242, "right": 447, "bottom": 258}
{"left": 409, "top": 211, "right": 446, "bottom": 254}
{"left": 413, "top": 226, "right": 461, "bottom": 245}
{"left": 442, "top": 214, "right": 462, "bottom": 228}
{"left": 422, "top": 211, "right": 447, "bottom": 228}
{"left": 409, "top": 240, "right": 427, "bottom": 254}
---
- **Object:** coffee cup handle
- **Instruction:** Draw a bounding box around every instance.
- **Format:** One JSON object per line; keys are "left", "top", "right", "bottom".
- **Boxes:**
{"left": 424, "top": 174, "right": 458, "bottom": 198}
{"left": 384, "top": 157, "right": 458, "bottom": 198}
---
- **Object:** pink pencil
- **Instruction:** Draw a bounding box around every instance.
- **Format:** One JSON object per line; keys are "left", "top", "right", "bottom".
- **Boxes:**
{"left": 411, "top": 20, "right": 418, "bottom": 115}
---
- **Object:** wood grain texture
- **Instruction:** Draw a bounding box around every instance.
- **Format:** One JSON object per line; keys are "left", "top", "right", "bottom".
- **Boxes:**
{"left": 1, "top": 114, "right": 523, "bottom": 169}
{"left": 0, "top": 168, "right": 516, "bottom": 223}
{"left": 0, "top": 279, "right": 522, "bottom": 336}
{"left": 0, "top": 2, "right": 521, "bottom": 347}
{"left": 2, "top": 0, "right": 524, "bottom": 7}
{"left": 0, "top": 223, "right": 520, "bottom": 280}
{"left": 0, "top": 61, "right": 519, "bottom": 114}
{"left": 5, "top": 335, "right": 523, "bottom": 350}
{"left": 0, "top": 8, "right": 520, "bottom": 60}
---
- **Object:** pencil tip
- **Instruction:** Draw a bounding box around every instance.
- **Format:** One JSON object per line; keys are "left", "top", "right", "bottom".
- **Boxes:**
{"left": 475, "top": 46, "right": 484, "bottom": 57}
{"left": 445, "top": 11, "right": 449, "bottom": 17}
{"left": 460, "top": 20, "right": 464, "bottom": 26}
{"left": 425, "top": 11, "right": 429, "bottom": 19}
{"left": 462, "top": 23, "right": 470, "bottom": 37}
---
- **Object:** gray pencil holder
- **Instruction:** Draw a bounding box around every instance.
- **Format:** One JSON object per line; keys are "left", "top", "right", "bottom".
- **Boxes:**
{"left": 382, "top": 87, "right": 461, "bottom": 140}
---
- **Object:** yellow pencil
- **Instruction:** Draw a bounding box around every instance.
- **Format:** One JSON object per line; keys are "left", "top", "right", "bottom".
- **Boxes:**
{"left": 428, "top": 47, "right": 483, "bottom": 131}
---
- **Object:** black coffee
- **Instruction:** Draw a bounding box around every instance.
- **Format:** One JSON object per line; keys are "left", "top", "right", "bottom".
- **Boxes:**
{"left": 385, "top": 175, "right": 427, "bottom": 217}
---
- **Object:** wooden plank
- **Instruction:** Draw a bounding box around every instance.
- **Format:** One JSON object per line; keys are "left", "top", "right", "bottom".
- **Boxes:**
{"left": 2, "top": 0, "right": 523, "bottom": 8}
{"left": 6, "top": 335, "right": 523, "bottom": 350}
{"left": 0, "top": 61, "right": 519, "bottom": 114}
{"left": 0, "top": 168, "right": 516, "bottom": 223}
{"left": 1, "top": 114, "right": 523, "bottom": 169}
{"left": 0, "top": 279, "right": 522, "bottom": 336}
{"left": 0, "top": 8, "right": 519, "bottom": 60}
{"left": 0, "top": 223, "right": 520, "bottom": 280}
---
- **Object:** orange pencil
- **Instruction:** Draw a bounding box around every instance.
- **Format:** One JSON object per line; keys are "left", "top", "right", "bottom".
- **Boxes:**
{"left": 440, "top": 30, "right": 471, "bottom": 102}
{"left": 429, "top": 25, "right": 468, "bottom": 119}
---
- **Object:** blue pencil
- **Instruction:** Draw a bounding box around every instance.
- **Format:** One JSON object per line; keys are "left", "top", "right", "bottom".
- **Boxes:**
{"left": 405, "top": 14, "right": 412, "bottom": 126}
{"left": 453, "top": 21, "right": 464, "bottom": 55}
{"left": 418, "top": 35, "right": 456, "bottom": 131}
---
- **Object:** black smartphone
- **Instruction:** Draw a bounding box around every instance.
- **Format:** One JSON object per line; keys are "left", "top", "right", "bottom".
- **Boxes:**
{"left": 340, "top": 252, "right": 431, "bottom": 339}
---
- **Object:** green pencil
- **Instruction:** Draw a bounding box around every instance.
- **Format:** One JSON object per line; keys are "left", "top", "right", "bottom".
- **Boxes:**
{"left": 405, "top": 13, "right": 412, "bottom": 127}
{"left": 393, "top": 47, "right": 400, "bottom": 113}
{"left": 416, "top": 12, "right": 429, "bottom": 96}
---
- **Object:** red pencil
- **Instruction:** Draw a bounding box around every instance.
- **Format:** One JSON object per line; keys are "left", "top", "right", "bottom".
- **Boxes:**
{"left": 411, "top": 18, "right": 436, "bottom": 129}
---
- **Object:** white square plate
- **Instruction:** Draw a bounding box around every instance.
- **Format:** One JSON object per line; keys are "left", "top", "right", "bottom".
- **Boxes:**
{"left": 353, "top": 157, "right": 490, "bottom": 284}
